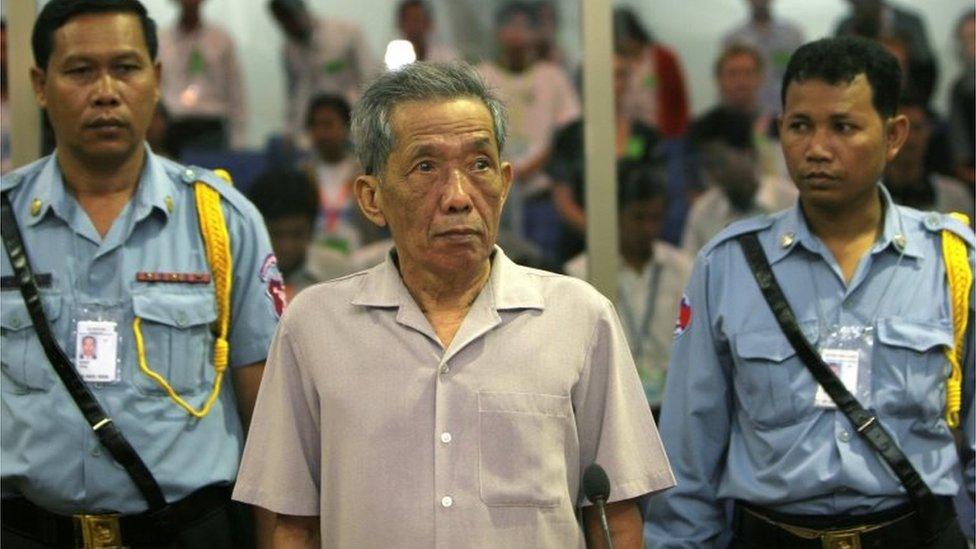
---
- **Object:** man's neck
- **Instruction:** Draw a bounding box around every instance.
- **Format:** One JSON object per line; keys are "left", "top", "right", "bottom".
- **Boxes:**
{"left": 621, "top": 245, "right": 653, "bottom": 273}
{"left": 398, "top": 256, "right": 491, "bottom": 347}
{"left": 802, "top": 189, "right": 884, "bottom": 283}
{"left": 751, "top": 7, "right": 771, "bottom": 25}
{"left": 58, "top": 148, "right": 146, "bottom": 237}
{"left": 318, "top": 149, "right": 348, "bottom": 164}
{"left": 499, "top": 52, "right": 531, "bottom": 73}
{"left": 179, "top": 11, "right": 202, "bottom": 32}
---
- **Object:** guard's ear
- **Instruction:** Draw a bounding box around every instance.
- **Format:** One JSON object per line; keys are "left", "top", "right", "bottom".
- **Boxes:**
{"left": 355, "top": 174, "right": 387, "bottom": 227}
{"left": 884, "top": 113, "right": 910, "bottom": 162}
{"left": 30, "top": 66, "right": 48, "bottom": 108}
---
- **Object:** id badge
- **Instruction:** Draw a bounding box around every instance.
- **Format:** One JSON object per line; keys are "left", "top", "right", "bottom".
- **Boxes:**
{"left": 73, "top": 303, "right": 124, "bottom": 384}
{"left": 814, "top": 325, "right": 874, "bottom": 408}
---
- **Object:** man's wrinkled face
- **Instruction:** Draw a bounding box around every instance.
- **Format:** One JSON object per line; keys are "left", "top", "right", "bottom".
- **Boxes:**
{"left": 31, "top": 12, "right": 160, "bottom": 166}
{"left": 357, "top": 98, "right": 512, "bottom": 276}
{"left": 780, "top": 74, "right": 907, "bottom": 211}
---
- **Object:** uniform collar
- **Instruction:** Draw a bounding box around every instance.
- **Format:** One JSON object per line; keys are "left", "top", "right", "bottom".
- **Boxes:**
{"left": 351, "top": 245, "right": 545, "bottom": 311}
{"left": 766, "top": 182, "right": 923, "bottom": 264}
{"left": 24, "top": 144, "right": 175, "bottom": 227}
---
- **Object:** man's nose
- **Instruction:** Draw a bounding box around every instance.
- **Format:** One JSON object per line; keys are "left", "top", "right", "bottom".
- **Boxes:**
{"left": 92, "top": 72, "right": 122, "bottom": 107}
{"left": 442, "top": 168, "right": 474, "bottom": 212}
{"left": 805, "top": 127, "right": 833, "bottom": 163}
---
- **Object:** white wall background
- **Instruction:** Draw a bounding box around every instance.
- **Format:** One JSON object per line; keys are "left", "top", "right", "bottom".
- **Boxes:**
{"left": 134, "top": 0, "right": 972, "bottom": 148}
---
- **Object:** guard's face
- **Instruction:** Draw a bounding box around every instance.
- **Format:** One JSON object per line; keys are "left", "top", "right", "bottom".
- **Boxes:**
{"left": 356, "top": 98, "right": 512, "bottom": 276}
{"left": 31, "top": 13, "right": 160, "bottom": 166}
{"left": 779, "top": 75, "right": 907, "bottom": 211}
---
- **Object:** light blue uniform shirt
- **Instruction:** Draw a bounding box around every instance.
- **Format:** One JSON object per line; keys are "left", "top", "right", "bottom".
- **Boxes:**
{"left": 645, "top": 184, "right": 975, "bottom": 546}
{"left": 0, "top": 148, "right": 279, "bottom": 514}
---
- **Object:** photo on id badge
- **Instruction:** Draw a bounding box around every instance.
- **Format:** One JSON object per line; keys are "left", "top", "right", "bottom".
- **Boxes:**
{"left": 75, "top": 320, "right": 119, "bottom": 383}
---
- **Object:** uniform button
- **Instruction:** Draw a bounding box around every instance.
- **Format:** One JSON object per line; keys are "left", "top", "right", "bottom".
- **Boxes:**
{"left": 838, "top": 430, "right": 851, "bottom": 443}
{"left": 439, "top": 365, "right": 450, "bottom": 375}
{"left": 182, "top": 169, "right": 196, "bottom": 183}
{"left": 441, "top": 496, "right": 453, "bottom": 508}
{"left": 176, "top": 312, "right": 188, "bottom": 327}
{"left": 923, "top": 213, "right": 942, "bottom": 231}
{"left": 440, "top": 432, "right": 452, "bottom": 444}
{"left": 10, "top": 317, "right": 20, "bottom": 329}
{"left": 91, "top": 447, "right": 101, "bottom": 457}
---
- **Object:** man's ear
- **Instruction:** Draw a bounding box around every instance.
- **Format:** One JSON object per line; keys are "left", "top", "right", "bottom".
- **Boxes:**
{"left": 355, "top": 174, "right": 387, "bottom": 227}
{"left": 153, "top": 60, "right": 162, "bottom": 105}
{"left": 884, "top": 113, "right": 910, "bottom": 162}
{"left": 499, "top": 160, "right": 514, "bottom": 206}
{"left": 30, "top": 66, "right": 47, "bottom": 108}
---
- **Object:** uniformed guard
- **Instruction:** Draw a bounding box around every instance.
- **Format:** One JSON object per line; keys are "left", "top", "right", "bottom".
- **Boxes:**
{"left": 646, "top": 37, "right": 974, "bottom": 548}
{"left": 0, "top": 1, "right": 280, "bottom": 547}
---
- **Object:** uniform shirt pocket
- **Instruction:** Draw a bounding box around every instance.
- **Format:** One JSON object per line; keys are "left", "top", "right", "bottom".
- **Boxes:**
{"left": 478, "top": 391, "right": 572, "bottom": 508}
{"left": 131, "top": 288, "right": 218, "bottom": 396}
{"left": 875, "top": 318, "right": 953, "bottom": 420}
{"left": 0, "top": 291, "right": 62, "bottom": 393}
{"left": 731, "top": 325, "right": 818, "bottom": 429}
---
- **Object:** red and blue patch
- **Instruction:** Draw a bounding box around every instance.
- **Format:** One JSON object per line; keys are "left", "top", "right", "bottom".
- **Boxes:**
{"left": 673, "top": 293, "right": 692, "bottom": 337}
{"left": 259, "top": 253, "right": 287, "bottom": 318}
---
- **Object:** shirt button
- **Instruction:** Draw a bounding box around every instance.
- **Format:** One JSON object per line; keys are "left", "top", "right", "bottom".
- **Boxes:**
{"left": 838, "top": 430, "right": 851, "bottom": 443}
{"left": 439, "top": 365, "right": 450, "bottom": 375}
{"left": 441, "top": 496, "right": 453, "bottom": 508}
{"left": 10, "top": 317, "right": 20, "bottom": 329}
{"left": 91, "top": 447, "right": 101, "bottom": 457}
{"left": 440, "top": 432, "right": 452, "bottom": 444}
{"left": 176, "top": 312, "right": 188, "bottom": 327}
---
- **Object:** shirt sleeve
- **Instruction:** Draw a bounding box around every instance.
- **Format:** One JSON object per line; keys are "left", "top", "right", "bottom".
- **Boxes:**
{"left": 232, "top": 321, "right": 322, "bottom": 515}
{"left": 962, "top": 247, "right": 975, "bottom": 501}
{"left": 645, "top": 252, "right": 733, "bottom": 547}
{"left": 572, "top": 297, "right": 675, "bottom": 507}
{"left": 224, "top": 198, "right": 279, "bottom": 367}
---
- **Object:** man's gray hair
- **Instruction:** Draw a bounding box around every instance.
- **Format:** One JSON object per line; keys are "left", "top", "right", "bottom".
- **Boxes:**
{"left": 351, "top": 61, "right": 508, "bottom": 176}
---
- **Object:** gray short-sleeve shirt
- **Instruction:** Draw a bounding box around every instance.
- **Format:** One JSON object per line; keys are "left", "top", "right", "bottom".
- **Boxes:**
{"left": 233, "top": 247, "right": 674, "bottom": 547}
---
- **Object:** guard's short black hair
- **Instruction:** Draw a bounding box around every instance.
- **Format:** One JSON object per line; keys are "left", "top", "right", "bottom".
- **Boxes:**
{"left": 618, "top": 159, "right": 667, "bottom": 210}
{"left": 305, "top": 93, "right": 352, "bottom": 129}
{"left": 32, "top": 0, "right": 157, "bottom": 70}
{"left": 781, "top": 36, "right": 902, "bottom": 119}
{"left": 248, "top": 170, "right": 318, "bottom": 223}
{"left": 495, "top": 1, "right": 539, "bottom": 28}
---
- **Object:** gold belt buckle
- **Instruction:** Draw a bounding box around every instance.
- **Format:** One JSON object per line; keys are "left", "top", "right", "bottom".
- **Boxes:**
{"left": 73, "top": 513, "right": 124, "bottom": 549}
{"left": 821, "top": 530, "right": 862, "bottom": 549}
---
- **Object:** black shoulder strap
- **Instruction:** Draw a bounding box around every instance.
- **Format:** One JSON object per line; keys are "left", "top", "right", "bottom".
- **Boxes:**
{"left": 0, "top": 191, "right": 168, "bottom": 514}
{"left": 737, "top": 231, "right": 943, "bottom": 532}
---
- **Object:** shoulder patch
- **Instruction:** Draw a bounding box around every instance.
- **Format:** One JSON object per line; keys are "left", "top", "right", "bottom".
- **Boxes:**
{"left": 700, "top": 214, "right": 776, "bottom": 256}
{"left": 921, "top": 211, "right": 975, "bottom": 248}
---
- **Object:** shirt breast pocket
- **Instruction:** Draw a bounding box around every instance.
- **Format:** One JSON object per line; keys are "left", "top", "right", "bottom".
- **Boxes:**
{"left": 875, "top": 318, "right": 953, "bottom": 421}
{"left": 0, "top": 291, "right": 62, "bottom": 393}
{"left": 478, "top": 391, "right": 572, "bottom": 508}
{"left": 731, "top": 327, "right": 817, "bottom": 429}
{"left": 130, "top": 288, "right": 217, "bottom": 396}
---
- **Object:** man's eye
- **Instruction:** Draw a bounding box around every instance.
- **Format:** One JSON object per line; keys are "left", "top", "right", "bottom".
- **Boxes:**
{"left": 835, "top": 122, "right": 856, "bottom": 133}
{"left": 788, "top": 121, "right": 809, "bottom": 132}
{"left": 66, "top": 66, "right": 92, "bottom": 76}
{"left": 473, "top": 158, "right": 490, "bottom": 170}
{"left": 416, "top": 161, "right": 434, "bottom": 172}
{"left": 116, "top": 63, "right": 140, "bottom": 74}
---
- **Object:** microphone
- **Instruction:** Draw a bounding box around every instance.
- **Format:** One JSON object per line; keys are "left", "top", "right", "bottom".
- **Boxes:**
{"left": 583, "top": 463, "right": 614, "bottom": 549}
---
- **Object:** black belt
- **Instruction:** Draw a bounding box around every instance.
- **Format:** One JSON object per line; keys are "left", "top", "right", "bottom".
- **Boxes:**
{"left": 1, "top": 484, "right": 233, "bottom": 548}
{"left": 732, "top": 497, "right": 960, "bottom": 549}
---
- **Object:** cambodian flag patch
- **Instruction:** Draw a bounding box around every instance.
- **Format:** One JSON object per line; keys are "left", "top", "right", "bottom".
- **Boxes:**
{"left": 259, "top": 253, "right": 287, "bottom": 318}
{"left": 674, "top": 293, "right": 692, "bottom": 337}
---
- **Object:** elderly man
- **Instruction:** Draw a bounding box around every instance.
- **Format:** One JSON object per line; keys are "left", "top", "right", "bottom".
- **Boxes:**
{"left": 646, "top": 37, "right": 973, "bottom": 548}
{"left": 233, "top": 61, "right": 673, "bottom": 547}
{"left": 1, "top": 0, "right": 279, "bottom": 547}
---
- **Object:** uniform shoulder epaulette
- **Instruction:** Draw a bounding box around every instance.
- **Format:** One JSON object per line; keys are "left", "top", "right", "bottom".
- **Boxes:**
{"left": 169, "top": 162, "right": 253, "bottom": 216}
{"left": 919, "top": 211, "right": 975, "bottom": 248}
{"left": 0, "top": 157, "right": 48, "bottom": 193}
{"left": 700, "top": 214, "right": 776, "bottom": 256}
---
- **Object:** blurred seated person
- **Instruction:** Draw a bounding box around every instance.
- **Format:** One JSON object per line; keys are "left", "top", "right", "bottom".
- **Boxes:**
{"left": 687, "top": 42, "right": 794, "bottom": 209}
{"left": 548, "top": 50, "right": 665, "bottom": 263}
{"left": 248, "top": 169, "right": 320, "bottom": 299}
{"left": 268, "top": 0, "right": 380, "bottom": 137}
{"left": 949, "top": 9, "right": 975, "bottom": 187}
{"left": 614, "top": 7, "right": 690, "bottom": 138}
{"left": 159, "top": 0, "right": 246, "bottom": 153}
{"left": 395, "top": 0, "right": 456, "bottom": 62}
{"left": 564, "top": 161, "right": 692, "bottom": 415}
{"left": 301, "top": 93, "right": 386, "bottom": 254}
{"left": 535, "top": 1, "right": 571, "bottom": 70}
{"left": 886, "top": 98, "right": 974, "bottom": 221}
{"left": 681, "top": 134, "right": 772, "bottom": 255}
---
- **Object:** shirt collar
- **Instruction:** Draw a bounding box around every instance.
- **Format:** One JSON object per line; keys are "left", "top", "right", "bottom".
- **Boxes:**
{"left": 351, "top": 245, "right": 545, "bottom": 311}
{"left": 766, "top": 182, "right": 923, "bottom": 264}
{"left": 24, "top": 145, "right": 175, "bottom": 227}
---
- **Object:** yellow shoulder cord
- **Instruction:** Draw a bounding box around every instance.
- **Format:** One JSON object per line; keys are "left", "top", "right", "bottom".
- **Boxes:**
{"left": 942, "top": 212, "right": 972, "bottom": 429}
{"left": 132, "top": 170, "right": 234, "bottom": 418}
